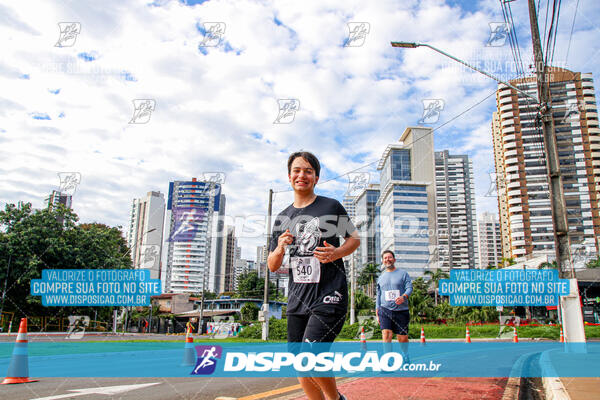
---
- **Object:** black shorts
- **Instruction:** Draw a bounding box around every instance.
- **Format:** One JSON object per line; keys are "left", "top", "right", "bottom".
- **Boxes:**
{"left": 378, "top": 308, "right": 409, "bottom": 335}
{"left": 287, "top": 312, "right": 346, "bottom": 343}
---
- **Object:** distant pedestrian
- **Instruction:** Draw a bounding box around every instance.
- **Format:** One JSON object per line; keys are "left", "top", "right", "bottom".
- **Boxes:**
{"left": 376, "top": 250, "right": 413, "bottom": 362}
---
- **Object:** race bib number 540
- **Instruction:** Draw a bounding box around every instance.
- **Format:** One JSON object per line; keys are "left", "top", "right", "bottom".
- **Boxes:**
{"left": 291, "top": 257, "right": 321, "bottom": 283}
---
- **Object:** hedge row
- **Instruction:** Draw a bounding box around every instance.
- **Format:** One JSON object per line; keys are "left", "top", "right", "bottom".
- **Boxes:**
{"left": 237, "top": 319, "right": 600, "bottom": 340}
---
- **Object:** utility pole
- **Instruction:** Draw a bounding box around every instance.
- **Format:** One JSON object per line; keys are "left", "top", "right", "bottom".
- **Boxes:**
{"left": 198, "top": 270, "right": 207, "bottom": 334}
{"left": 198, "top": 182, "right": 216, "bottom": 335}
{"left": 0, "top": 252, "right": 12, "bottom": 332}
{"left": 262, "top": 189, "right": 274, "bottom": 340}
{"left": 528, "top": 0, "right": 586, "bottom": 344}
{"left": 350, "top": 254, "right": 356, "bottom": 325}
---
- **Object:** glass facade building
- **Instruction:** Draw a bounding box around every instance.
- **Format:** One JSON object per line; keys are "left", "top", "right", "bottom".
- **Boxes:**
{"left": 354, "top": 185, "right": 381, "bottom": 268}
{"left": 377, "top": 127, "right": 436, "bottom": 278}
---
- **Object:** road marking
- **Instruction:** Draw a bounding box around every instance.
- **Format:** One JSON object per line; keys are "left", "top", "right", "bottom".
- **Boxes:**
{"left": 29, "top": 382, "right": 161, "bottom": 400}
{"left": 235, "top": 384, "right": 303, "bottom": 400}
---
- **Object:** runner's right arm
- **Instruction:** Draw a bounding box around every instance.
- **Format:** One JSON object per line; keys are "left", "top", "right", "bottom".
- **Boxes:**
{"left": 267, "top": 229, "right": 293, "bottom": 272}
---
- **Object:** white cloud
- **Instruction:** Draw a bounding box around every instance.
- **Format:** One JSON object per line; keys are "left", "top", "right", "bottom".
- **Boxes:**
{"left": 0, "top": 0, "right": 599, "bottom": 260}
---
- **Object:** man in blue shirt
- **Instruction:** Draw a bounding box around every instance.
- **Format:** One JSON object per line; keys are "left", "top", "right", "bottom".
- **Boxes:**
{"left": 376, "top": 250, "right": 413, "bottom": 357}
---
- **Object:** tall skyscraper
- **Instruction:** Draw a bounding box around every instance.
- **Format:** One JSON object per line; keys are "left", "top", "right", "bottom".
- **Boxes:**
{"left": 492, "top": 68, "right": 600, "bottom": 259}
{"left": 342, "top": 195, "right": 357, "bottom": 221}
{"left": 354, "top": 184, "right": 381, "bottom": 268}
{"left": 222, "top": 225, "right": 236, "bottom": 293}
{"left": 47, "top": 190, "right": 72, "bottom": 210}
{"left": 233, "top": 258, "right": 247, "bottom": 290}
{"left": 478, "top": 212, "right": 503, "bottom": 268}
{"left": 492, "top": 111, "right": 513, "bottom": 260}
{"left": 163, "top": 178, "right": 222, "bottom": 294}
{"left": 434, "top": 150, "right": 478, "bottom": 269}
{"left": 127, "top": 191, "right": 165, "bottom": 280}
{"left": 209, "top": 194, "right": 226, "bottom": 294}
{"left": 256, "top": 245, "right": 267, "bottom": 265}
{"left": 377, "top": 127, "right": 437, "bottom": 277}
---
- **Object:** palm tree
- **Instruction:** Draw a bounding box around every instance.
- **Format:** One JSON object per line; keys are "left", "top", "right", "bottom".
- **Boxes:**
{"left": 357, "top": 263, "right": 380, "bottom": 298}
{"left": 424, "top": 268, "right": 449, "bottom": 305}
{"left": 408, "top": 287, "right": 435, "bottom": 324}
{"left": 354, "top": 290, "right": 375, "bottom": 313}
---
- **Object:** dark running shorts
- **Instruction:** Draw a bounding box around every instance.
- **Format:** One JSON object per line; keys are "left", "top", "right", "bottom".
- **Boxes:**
{"left": 378, "top": 308, "right": 409, "bottom": 335}
{"left": 287, "top": 312, "right": 346, "bottom": 343}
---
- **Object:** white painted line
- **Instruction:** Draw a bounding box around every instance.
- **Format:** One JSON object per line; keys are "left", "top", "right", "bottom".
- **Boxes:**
{"left": 29, "top": 382, "right": 161, "bottom": 400}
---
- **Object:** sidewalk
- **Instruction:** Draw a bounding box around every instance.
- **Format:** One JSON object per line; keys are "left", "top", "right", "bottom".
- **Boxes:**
{"left": 558, "top": 378, "right": 600, "bottom": 400}
{"left": 541, "top": 344, "right": 600, "bottom": 400}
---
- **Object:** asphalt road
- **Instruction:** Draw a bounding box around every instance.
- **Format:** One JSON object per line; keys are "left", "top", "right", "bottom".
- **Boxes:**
{"left": 1, "top": 377, "right": 303, "bottom": 400}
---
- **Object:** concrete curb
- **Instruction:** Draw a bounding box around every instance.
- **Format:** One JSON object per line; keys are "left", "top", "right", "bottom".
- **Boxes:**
{"left": 501, "top": 377, "right": 521, "bottom": 400}
{"left": 501, "top": 350, "right": 535, "bottom": 400}
{"left": 540, "top": 349, "right": 570, "bottom": 400}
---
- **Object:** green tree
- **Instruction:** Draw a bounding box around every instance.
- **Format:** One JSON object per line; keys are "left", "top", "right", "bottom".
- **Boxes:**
{"left": 357, "top": 263, "right": 380, "bottom": 297}
{"left": 193, "top": 291, "right": 217, "bottom": 300}
{"left": 0, "top": 202, "right": 131, "bottom": 319}
{"left": 403, "top": 277, "right": 435, "bottom": 323}
{"left": 501, "top": 257, "right": 516, "bottom": 268}
{"left": 424, "top": 268, "right": 449, "bottom": 305}
{"left": 586, "top": 256, "right": 600, "bottom": 269}
{"left": 433, "top": 300, "right": 452, "bottom": 321}
{"left": 408, "top": 285, "right": 435, "bottom": 323}
{"left": 354, "top": 289, "right": 375, "bottom": 312}
{"left": 236, "top": 271, "right": 276, "bottom": 298}
{"left": 240, "top": 302, "right": 260, "bottom": 321}
{"left": 539, "top": 261, "right": 558, "bottom": 269}
{"left": 411, "top": 277, "right": 429, "bottom": 293}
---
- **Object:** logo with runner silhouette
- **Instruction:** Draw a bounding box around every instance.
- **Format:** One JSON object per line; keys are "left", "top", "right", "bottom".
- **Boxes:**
{"left": 418, "top": 99, "right": 444, "bottom": 124}
{"left": 191, "top": 345, "right": 223, "bottom": 375}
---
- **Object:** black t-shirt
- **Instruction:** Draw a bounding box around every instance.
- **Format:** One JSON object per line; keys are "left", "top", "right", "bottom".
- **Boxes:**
{"left": 269, "top": 195, "right": 356, "bottom": 316}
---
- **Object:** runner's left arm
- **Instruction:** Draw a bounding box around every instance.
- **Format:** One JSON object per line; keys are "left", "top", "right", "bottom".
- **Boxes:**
{"left": 403, "top": 274, "right": 413, "bottom": 298}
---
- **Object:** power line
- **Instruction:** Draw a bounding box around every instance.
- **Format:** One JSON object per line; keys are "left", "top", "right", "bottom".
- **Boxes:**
{"left": 499, "top": 1, "right": 546, "bottom": 160}
{"left": 507, "top": 3, "right": 526, "bottom": 77}
{"left": 500, "top": 0, "right": 526, "bottom": 77}
{"left": 544, "top": 0, "right": 558, "bottom": 67}
{"left": 274, "top": 89, "right": 498, "bottom": 194}
{"left": 565, "top": 0, "right": 579, "bottom": 66}
{"left": 550, "top": 0, "right": 562, "bottom": 65}
{"left": 542, "top": 0, "right": 551, "bottom": 56}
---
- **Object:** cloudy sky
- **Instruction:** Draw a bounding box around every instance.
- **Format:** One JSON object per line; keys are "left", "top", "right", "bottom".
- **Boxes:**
{"left": 1, "top": 0, "right": 599, "bottom": 259}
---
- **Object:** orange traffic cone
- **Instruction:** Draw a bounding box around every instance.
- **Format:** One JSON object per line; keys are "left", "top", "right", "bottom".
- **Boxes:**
{"left": 182, "top": 328, "right": 195, "bottom": 366}
{"left": 465, "top": 326, "right": 472, "bottom": 343}
{"left": 360, "top": 326, "right": 367, "bottom": 352}
{"left": 420, "top": 326, "right": 426, "bottom": 344}
{"left": 2, "top": 318, "right": 38, "bottom": 384}
{"left": 513, "top": 326, "right": 519, "bottom": 343}
{"left": 559, "top": 327, "right": 564, "bottom": 343}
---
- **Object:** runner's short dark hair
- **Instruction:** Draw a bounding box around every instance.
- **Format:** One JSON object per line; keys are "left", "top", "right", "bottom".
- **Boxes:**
{"left": 382, "top": 250, "right": 395, "bottom": 259}
{"left": 287, "top": 151, "right": 321, "bottom": 177}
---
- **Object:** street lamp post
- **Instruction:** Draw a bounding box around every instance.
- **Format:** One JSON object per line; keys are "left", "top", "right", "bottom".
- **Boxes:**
{"left": 123, "top": 227, "right": 157, "bottom": 334}
{"left": 262, "top": 189, "right": 274, "bottom": 341}
{"left": 390, "top": 42, "right": 538, "bottom": 102}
